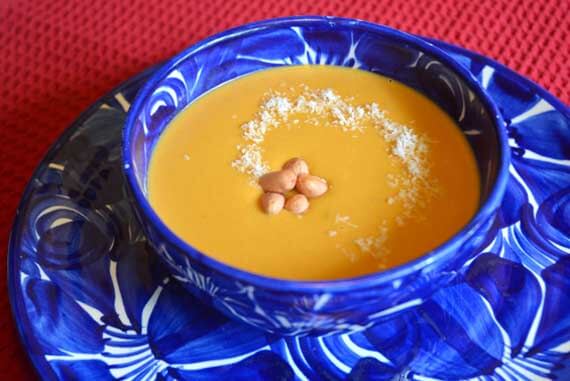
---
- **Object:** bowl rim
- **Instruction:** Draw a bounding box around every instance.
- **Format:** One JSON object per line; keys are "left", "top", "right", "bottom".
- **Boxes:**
{"left": 123, "top": 15, "right": 511, "bottom": 293}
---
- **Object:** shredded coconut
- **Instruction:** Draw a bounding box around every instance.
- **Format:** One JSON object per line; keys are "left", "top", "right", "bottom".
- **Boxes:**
{"left": 337, "top": 244, "right": 357, "bottom": 263}
{"left": 232, "top": 87, "right": 430, "bottom": 188}
{"left": 231, "top": 144, "right": 269, "bottom": 178}
{"left": 232, "top": 85, "right": 437, "bottom": 263}
{"left": 353, "top": 222, "right": 389, "bottom": 258}
{"left": 335, "top": 214, "right": 359, "bottom": 229}
{"left": 354, "top": 237, "right": 376, "bottom": 253}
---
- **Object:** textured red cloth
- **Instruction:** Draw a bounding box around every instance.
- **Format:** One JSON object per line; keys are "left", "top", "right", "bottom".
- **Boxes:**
{"left": 0, "top": 0, "right": 568, "bottom": 379}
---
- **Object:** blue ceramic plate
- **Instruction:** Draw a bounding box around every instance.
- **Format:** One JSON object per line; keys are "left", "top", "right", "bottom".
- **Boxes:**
{"left": 8, "top": 38, "right": 570, "bottom": 381}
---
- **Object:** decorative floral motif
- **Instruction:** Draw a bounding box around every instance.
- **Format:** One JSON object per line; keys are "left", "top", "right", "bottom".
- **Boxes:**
{"left": 9, "top": 30, "right": 570, "bottom": 381}
{"left": 124, "top": 17, "right": 507, "bottom": 336}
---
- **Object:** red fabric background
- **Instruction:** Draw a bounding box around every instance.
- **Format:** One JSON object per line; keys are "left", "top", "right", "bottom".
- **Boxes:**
{"left": 0, "top": 0, "right": 568, "bottom": 379}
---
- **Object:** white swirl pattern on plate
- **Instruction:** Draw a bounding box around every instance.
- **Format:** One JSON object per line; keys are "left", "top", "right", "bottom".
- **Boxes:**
{"left": 127, "top": 22, "right": 501, "bottom": 336}
{"left": 8, "top": 40, "right": 570, "bottom": 380}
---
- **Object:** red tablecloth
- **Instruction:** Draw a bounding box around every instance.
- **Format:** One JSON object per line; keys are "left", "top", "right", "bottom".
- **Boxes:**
{"left": 0, "top": 0, "right": 568, "bottom": 379}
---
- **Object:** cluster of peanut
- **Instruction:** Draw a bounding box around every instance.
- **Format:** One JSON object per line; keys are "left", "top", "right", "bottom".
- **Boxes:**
{"left": 259, "top": 158, "right": 328, "bottom": 215}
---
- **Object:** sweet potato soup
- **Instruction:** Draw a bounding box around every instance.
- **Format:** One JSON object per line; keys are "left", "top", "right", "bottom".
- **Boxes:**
{"left": 148, "top": 65, "right": 480, "bottom": 280}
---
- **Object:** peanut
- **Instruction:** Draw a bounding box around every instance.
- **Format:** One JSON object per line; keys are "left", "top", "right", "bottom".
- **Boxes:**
{"left": 285, "top": 194, "right": 309, "bottom": 214}
{"left": 258, "top": 169, "right": 297, "bottom": 193}
{"left": 282, "top": 157, "right": 309, "bottom": 176}
{"left": 296, "top": 174, "right": 328, "bottom": 198}
{"left": 260, "top": 192, "right": 285, "bottom": 215}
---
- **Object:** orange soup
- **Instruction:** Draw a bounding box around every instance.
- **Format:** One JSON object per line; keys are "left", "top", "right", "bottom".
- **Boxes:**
{"left": 148, "top": 65, "right": 480, "bottom": 280}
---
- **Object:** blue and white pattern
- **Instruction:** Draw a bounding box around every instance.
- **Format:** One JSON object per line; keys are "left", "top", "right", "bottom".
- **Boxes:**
{"left": 9, "top": 38, "right": 570, "bottom": 381}
{"left": 123, "top": 17, "right": 510, "bottom": 336}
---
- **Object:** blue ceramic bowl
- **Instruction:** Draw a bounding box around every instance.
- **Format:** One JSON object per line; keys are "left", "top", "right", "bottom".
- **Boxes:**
{"left": 123, "top": 16, "right": 510, "bottom": 336}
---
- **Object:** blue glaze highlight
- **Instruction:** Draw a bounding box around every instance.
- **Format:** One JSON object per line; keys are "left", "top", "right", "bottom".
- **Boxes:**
{"left": 8, "top": 28, "right": 570, "bottom": 381}
{"left": 123, "top": 17, "right": 510, "bottom": 335}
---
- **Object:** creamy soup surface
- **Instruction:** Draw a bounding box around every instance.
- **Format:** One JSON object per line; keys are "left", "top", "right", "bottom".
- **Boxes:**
{"left": 148, "top": 65, "right": 480, "bottom": 280}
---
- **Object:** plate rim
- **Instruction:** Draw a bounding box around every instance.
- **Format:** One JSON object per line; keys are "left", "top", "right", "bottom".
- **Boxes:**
{"left": 6, "top": 65, "right": 158, "bottom": 381}
{"left": 6, "top": 38, "right": 569, "bottom": 381}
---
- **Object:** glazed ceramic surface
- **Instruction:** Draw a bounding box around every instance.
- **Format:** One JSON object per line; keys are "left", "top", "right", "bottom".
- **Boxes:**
{"left": 8, "top": 38, "right": 570, "bottom": 380}
{"left": 123, "top": 17, "right": 510, "bottom": 335}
